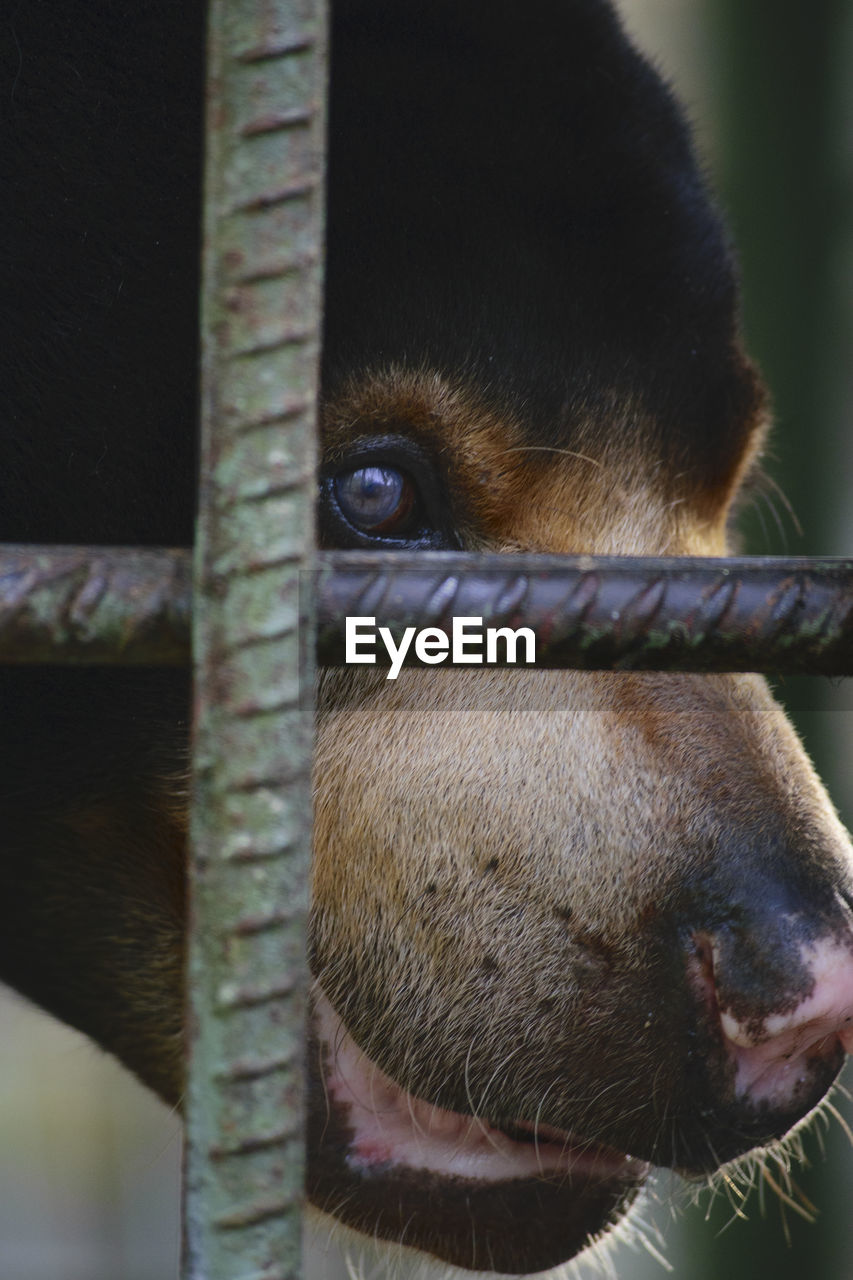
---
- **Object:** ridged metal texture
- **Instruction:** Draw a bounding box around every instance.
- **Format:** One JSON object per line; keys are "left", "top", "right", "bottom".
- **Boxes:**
{"left": 182, "top": 0, "right": 326, "bottom": 1276}
{"left": 0, "top": 548, "right": 850, "bottom": 676}
{"left": 0, "top": 546, "right": 190, "bottom": 664}
{"left": 315, "top": 552, "right": 853, "bottom": 675}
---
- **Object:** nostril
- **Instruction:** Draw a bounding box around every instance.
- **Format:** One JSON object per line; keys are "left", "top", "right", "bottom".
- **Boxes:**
{"left": 694, "top": 930, "right": 853, "bottom": 1108}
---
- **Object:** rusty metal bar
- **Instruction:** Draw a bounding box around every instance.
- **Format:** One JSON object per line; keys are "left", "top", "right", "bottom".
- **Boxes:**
{"left": 315, "top": 551, "right": 853, "bottom": 676}
{"left": 0, "top": 548, "right": 850, "bottom": 676}
{"left": 0, "top": 546, "right": 190, "bottom": 664}
{"left": 183, "top": 0, "right": 327, "bottom": 1275}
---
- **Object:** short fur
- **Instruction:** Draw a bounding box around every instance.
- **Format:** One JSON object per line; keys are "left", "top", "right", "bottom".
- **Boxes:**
{"left": 2, "top": 2, "right": 852, "bottom": 1276}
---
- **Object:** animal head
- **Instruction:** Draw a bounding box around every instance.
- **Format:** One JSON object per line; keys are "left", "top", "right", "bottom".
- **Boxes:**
{"left": 306, "top": 1, "right": 853, "bottom": 1273}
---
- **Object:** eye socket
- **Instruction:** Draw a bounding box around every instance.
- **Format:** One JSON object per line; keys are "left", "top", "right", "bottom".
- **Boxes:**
{"left": 319, "top": 435, "right": 459, "bottom": 550}
{"left": 333, "top": 464, "right": 416, "bottom": 535}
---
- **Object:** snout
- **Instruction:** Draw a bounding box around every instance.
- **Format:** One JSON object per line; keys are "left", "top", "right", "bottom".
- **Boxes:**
{"left": 679, "top": 866, "right": 853, "bottom": 1170}
{"left": 312, "top": 666, "right": 853, "bottom": 1257}
{"left": 711, "top": 931, "right": 853, "bottom": 1097}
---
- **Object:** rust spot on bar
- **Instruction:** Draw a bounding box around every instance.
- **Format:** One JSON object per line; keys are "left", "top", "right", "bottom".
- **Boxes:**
{"left": 213, "top": 1197, "right": 296, "bottom": 1231}
{"left": 235, "top": 36, "right": 316, "bottom": 64}
{"left": 240, "top": 107, "right": 314, "bottom": 137}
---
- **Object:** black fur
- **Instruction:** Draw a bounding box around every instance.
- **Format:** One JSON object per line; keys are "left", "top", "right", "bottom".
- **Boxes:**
{"left": 1, "top": 0, "right": 203, "bottom": 546}
{"left": 324, "top": 0, "right": 760, "bottom": 491}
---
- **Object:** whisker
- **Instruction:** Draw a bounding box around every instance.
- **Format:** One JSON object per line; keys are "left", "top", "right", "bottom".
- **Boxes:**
{"left": 531, "top": 1080, "right": 559, "bottom": 1176}
{"left": 461, "top": 1039, "right": 506, "bottom": 1159}
{"left": 761, "top": 1165, "right": 817, "bottom": 1224}
{"left": 823, "top": 1098, "right": 853, "bottom": 1149}
{"left": 762, "top": 471, "right": 803, "bottom": 537}
{"left": 498, "top": 444, "right": 603, "bottom": 469}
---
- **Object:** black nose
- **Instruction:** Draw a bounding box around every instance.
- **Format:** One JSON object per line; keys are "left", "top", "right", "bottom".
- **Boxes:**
{"left": 674, "top": 854, "right": 853, "bottom": 1168}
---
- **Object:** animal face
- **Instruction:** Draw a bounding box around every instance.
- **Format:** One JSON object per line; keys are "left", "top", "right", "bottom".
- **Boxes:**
{"left": 306, "top": 1, "right": 853, "bottom": 1272}
{"left": 2, "top": 1, "right": 853, "bottom": 1277}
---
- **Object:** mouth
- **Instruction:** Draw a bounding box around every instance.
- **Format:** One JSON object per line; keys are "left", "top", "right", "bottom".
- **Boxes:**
{"left": 307, "top": 989, "right": 648, "bottom": 1274}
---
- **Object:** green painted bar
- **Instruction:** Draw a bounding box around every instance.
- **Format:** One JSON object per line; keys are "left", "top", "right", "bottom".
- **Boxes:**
{"left": 183, "top": 0, "right": 326, "bottom": 1276}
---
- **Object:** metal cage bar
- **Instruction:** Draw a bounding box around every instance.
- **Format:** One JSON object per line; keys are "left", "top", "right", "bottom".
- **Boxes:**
{"left": 182, "top": 2, "right": 327, "bottom": 1277}
{"left": 0, "top": 546, "right": 850, "bottom": 676}
{"left": 315, "top": 551, "right": 853, "bottom": 675}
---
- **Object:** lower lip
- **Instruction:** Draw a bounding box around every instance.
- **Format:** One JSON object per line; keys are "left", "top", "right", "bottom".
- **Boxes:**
{"left": 314, "top": 989, "right": 645, "bottom": 1185}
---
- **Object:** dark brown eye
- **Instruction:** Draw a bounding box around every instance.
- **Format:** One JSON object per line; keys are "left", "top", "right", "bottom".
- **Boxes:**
{"left": 320, "top": 436, "right": 459, "bottom": 551}
{"left": 333, "top": 465, "right": 415, "bottom": 534}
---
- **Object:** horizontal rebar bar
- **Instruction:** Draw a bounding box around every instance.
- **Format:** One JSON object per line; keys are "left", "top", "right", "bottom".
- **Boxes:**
{"left": 316, "top": 551, "right": 853, "bottom": 675}
{"left": 0, "top": 546, "right": 850, "bottom": 675}
{"left": 0, "top": 545, "right": 190, "bottom": 664}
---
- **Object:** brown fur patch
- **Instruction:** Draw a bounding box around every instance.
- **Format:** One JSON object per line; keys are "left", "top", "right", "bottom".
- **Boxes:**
{"left": 323, "top": 364, "right": 769, "bottom": 557}
{"left": 58, "top": 786, "right": 187, "bottom": 1103}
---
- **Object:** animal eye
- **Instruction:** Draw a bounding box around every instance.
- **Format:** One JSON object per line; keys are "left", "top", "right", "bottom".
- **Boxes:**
{"left": 333, "top": 465, "right": 416, "bottom": 534}
{"left": 319, "top": 436, "right": 459, "bottom": 551}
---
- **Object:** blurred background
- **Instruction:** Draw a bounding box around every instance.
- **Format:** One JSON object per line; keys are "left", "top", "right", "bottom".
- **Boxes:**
{"left": 1, "top": 1, "right": 852, "bottom": 1276}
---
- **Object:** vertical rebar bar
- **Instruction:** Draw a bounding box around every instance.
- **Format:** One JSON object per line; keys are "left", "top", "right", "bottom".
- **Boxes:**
{"left": 183, "top": 1, "right": 326, "bottom": 1276}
